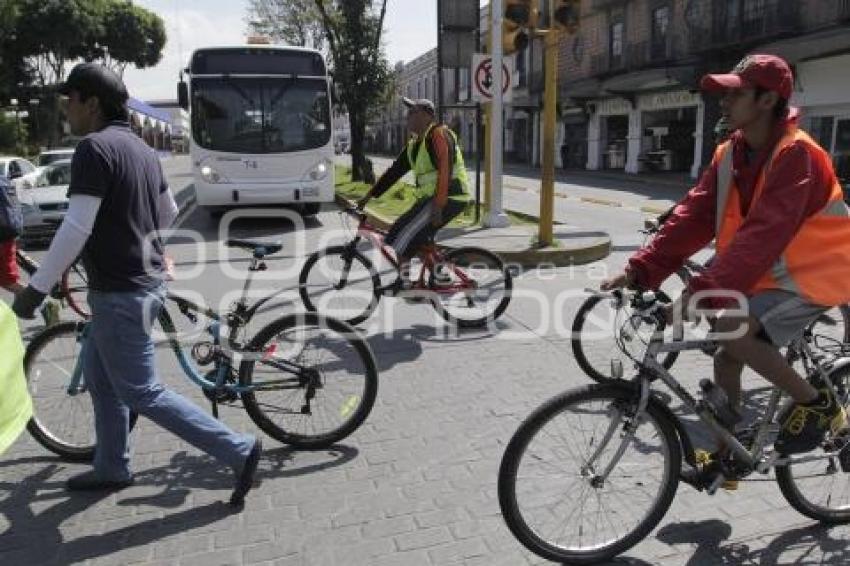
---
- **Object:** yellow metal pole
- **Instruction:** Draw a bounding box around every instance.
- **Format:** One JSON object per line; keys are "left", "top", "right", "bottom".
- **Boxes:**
{"left": 483, "top": 2, "right": 493, "bottom": 216}
{"left": 539, "top": 25, "right": 558, "bottom": 246}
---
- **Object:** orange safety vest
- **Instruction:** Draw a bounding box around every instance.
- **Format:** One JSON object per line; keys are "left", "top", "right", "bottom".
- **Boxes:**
{"left": 714, "top": 128, "right": 850, "bottom": 306}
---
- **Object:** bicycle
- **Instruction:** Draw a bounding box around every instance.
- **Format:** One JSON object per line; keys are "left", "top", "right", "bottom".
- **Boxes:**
{"left": 16, "top": 247, "right": 90, "bottom": 319}
{"left": 571, "top": 216, "right": 850, "bottom": 382}
{"left": 23, "top": 238, "right": 379, "bottom": 461}
{"left": 499, "top": 288, "right": 850, "bottom": 564}
{"left": 299, "top": 205, "right": 512, "bottom": 328}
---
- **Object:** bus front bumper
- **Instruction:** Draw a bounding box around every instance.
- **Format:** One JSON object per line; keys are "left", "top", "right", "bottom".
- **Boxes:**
{"left": 194, "top": 180, "right": 333, "bottom": 207}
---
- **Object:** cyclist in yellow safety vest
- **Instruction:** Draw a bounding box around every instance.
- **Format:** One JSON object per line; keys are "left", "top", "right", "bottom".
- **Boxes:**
{"left": 358, "top": 98, "right": 472, "bottom": 292}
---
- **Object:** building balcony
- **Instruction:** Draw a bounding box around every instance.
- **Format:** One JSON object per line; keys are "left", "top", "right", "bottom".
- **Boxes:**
{"left": 687, "top": 0, "right": 801, "bottom": 53}
{"left": 590, "top": 0, "right": 628, "bottom": 12}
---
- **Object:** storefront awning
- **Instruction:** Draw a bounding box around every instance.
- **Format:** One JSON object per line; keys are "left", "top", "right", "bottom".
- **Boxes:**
{"left": 601, "top": 66, "right": 697, "bottom": 94}
{"left": 759, "top": 27, "right": 850, "bottom": 64}
{"left": 561, "top": 78, "right": 603, "bottom": 101}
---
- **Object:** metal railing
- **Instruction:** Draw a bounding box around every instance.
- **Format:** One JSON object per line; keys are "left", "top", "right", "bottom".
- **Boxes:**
{"left": 687, "top": 0, "right": 801, "bottom": 52}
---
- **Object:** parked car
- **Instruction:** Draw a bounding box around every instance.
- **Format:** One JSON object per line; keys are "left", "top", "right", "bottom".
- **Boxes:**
{"left": 36, "top": 148, "right": 76, "bottom": 167}
{"left": 17, "top": 159, "right": 71, "bottom": 242}
{"left": 0, "top": 156, "right": 38, "bottom": 189}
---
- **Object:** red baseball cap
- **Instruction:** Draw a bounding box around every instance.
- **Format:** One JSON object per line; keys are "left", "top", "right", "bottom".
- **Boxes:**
{"left": 700, "top": 54, "right": 793, "bottom": 100}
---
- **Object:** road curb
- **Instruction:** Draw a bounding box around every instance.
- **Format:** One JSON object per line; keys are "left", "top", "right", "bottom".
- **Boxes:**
{"left": 580, "top": 196, "right": 622, "bottom": 208}
{"left": 335, "top": 194, "right": 610, "bottom": 267}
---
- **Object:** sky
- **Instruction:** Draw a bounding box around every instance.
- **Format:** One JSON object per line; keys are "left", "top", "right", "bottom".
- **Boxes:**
{"left": 123, "top": 0, "right": 443, "bottom": 101}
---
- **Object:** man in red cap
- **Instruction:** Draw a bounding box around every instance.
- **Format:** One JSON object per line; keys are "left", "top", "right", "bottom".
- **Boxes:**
{"left": 602, "top": 54, "right": 850, "bottom": 481}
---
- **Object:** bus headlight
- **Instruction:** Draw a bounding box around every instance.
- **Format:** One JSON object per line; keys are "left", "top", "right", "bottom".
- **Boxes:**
{"left": 200, "top": 165, "right": 223, "bottom": 183}
{"left": 307, "top": 160, "right": 330, "bottom": 181}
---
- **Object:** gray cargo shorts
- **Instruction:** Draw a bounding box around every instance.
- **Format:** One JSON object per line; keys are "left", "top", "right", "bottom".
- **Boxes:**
{"left": 748, "top": 290, "right": 828, "bottom": 347}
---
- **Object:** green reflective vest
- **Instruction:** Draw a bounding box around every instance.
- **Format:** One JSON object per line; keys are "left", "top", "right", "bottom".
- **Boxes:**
{"left": 0, "top": 301, "right": 32, "bottom": 455}
{"left": 406, "top": 124, "right": 472, "bottom": 202}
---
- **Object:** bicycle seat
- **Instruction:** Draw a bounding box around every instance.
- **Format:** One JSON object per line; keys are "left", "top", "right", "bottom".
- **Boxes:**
{"left": 225, "top": 239, "right": 283, "bottom": 256}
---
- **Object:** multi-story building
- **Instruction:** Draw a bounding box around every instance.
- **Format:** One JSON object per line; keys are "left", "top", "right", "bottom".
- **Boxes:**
{"left": 557, "top": 0, "right": 850, "bottom": 179}
{"left": 372, "top": 1, "right": 850, "bottom": 182}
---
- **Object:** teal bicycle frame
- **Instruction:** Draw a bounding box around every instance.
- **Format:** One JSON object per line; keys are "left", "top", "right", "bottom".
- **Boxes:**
{"left": 61, "top": 247, "right": 320, "bottom": 415}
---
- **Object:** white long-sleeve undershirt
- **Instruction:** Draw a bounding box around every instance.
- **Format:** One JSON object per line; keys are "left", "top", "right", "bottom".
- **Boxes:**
{"left": 30, "top": 188, "right": 179, "bottom": 294}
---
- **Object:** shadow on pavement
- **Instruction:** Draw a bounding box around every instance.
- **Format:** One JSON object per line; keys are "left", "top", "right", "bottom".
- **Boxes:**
{"left": 656, "top": 518, "right": 850, "bottom": 565}
{"left": 364, "top": 322, "right": 511, "bottom": 371}
{"left": 0, "top": 444, "right": 358, "bottom": 564}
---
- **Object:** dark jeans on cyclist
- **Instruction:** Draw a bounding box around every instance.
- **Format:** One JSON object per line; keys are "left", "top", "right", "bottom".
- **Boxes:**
{"left": 84, "top": 284, "right": 254, "bottom": 482}
{"left": 385, "top": 196, "right": 466, "bottom": 260}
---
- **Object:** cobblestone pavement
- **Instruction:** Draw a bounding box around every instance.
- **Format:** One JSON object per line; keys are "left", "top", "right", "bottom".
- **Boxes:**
{"left": 2, "top": 201, "right": 849, "bottom": 565}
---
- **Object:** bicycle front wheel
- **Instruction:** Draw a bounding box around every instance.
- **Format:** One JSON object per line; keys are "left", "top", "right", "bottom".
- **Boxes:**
{"left": 498, "top": 385, "right": 681, "bottom": 564}
{"left": 61, "top": 259, "right": 90, "bottom": 319}
{"left": 24, "top": 321, "right": 139, "bottom": 461}
{"left": 571, "top": 293, "right": 678, "bottom": 383}
{"left": 429, "top": 247, "right": 512, "bottom": 328}
{"left": 775, "top": 364, "right": 850, "bottom": 523}
{"left": 239, "top": 312, "right": 378, "bottom": 448}
{"left": 24, "top": 321, "right": 95, "bottom": 461}
{"left": 299, "top": 245, "right": 381, "bottom": 326}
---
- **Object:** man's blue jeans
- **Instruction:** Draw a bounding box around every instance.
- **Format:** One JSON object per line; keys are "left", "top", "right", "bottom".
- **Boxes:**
{"left": 84, "top": 285, "right": 254, "bottom": 481}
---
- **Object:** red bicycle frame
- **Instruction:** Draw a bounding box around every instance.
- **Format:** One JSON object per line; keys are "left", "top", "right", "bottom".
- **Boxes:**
{"left": 349, "top": 210, "right": 475, "bottom": 295}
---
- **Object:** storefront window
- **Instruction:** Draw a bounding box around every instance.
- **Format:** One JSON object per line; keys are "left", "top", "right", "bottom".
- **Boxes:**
{"left": 808, "top": 116, "right": 835, "bottom": 151}
{"left": 835, "top": 119, "right": 850, "bottom": 182}
{"left": 610, "top": 22, "right": 624, "bottom": 69}
{"left": 651, "top": 6, "right": 670, "bottom": 60}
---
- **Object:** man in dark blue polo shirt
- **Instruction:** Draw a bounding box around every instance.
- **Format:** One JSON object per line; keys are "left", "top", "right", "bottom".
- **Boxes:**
{"left": 13, "top": 63, "right": 261, "bottom": 505}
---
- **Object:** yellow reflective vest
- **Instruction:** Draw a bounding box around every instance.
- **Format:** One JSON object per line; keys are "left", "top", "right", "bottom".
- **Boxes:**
{"left": 405, "top": 124, "right": 472, "bottom": 202}
{"left": 0, "top": 301, "right": 32, "bottom": 454}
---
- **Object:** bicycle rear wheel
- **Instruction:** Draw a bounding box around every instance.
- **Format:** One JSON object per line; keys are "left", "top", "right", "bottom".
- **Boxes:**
{"left": 429, "top": 247, "right": 512, "bottom": 328}
{"left": 775, "top": 364, "right": 850, "bottom": 523}
{"left": 498, "top": 384, "right": 680, "bottom": 564}
{"left": 299, "top": 245, "right": 381, "bottom": 326}
{"left": 239, "top": 312, "right": 378, "bottom": 448}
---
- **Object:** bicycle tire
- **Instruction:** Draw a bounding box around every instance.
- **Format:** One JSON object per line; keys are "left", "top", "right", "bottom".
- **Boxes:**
{"left": 498, "top": 384, "right": 681, "bottom": 564}
{"left": 429, "top": 246, "right": 512, "bottom": 328}
{"left": 239, "top": 312, "right": 378, "bottom": 449}
{"left": 775, "top": 364, "right": 850, "bottom": 524}
{"left": 299, "top": 245, "right": 381, "bottom": 326}
{"left": 24, "top": 321, "right": 137, "bottom": 462}
{"left": 61, "top": 260, "right": 90, "bottom": 319}
{"left": 571, "top": 292, "right": 679, "bottom": 383}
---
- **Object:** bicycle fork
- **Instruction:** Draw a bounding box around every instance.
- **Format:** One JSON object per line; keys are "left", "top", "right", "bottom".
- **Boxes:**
{"left": 582, "top": 379, "right": 653, "bottom": 487}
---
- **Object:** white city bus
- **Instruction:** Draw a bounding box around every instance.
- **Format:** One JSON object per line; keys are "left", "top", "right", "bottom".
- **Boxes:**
{"left": 178, "top": 44, "right": 334, "bottom": 215}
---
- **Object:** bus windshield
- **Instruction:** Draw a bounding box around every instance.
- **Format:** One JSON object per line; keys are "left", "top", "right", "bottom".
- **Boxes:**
{"left": 190, "top": 77, "right": 331, "bottom": 154}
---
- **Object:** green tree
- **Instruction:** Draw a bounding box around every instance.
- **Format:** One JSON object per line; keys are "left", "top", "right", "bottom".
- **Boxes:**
{"left": 0, "top": 0, "right": 34, "bottom": 104}
{"left": 88, "top": 0, "right": 167, "bottom": 77}
{"left": 314, "top": 0, "right": 391, "bottom": 182}
{"left": 14, "top": 0, "right": 104, "bottom": 88}
{"left": 246, "top": 0, "right": 391, "bottom": 182}
{"left": 246, "top": 0, "right": 325, "bottom": 50}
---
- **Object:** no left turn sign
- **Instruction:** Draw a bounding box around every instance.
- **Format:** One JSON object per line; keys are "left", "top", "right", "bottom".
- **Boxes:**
{"left": 471, "top": 54, "right": 513, "bottom": 102}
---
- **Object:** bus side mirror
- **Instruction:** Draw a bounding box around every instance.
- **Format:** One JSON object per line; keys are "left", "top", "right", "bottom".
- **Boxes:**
{"left": 178, "top": 81, "right": 189, "bottom": 110}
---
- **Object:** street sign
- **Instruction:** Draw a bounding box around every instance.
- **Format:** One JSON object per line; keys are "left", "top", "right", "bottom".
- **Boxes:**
{"left": 471, "top": 53, "right": 513, "bottom": 102}
{"left": 440, "top": 0, "right": 479, "bottom": 29}
{"left": 442, "top": 31, "right": 477, "bottom": 68}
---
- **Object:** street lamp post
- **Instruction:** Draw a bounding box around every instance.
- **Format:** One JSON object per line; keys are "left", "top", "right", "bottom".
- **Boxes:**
{"left": 10, "top": 98, "right": 21, "bottom": 154}
{"left": 29, "top": 99, "right": 40, "bottom": 150}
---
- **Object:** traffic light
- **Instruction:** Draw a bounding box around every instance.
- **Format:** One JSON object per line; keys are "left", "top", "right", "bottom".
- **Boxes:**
{"left": 553, "top": 0, "right": 581, "bottom": 34}
{"left": 502, "top": 0, "right": 539, "bottom": 54}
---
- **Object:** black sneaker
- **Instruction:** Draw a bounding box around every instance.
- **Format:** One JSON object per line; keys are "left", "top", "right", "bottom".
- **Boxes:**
{"left": 66, "top": 471, "right": 134, "bottom": 492}
{"left": 775, "top": 389, "right": 847, "bottom": 455}
{"left": 230, "top": 438, "right": 262, "bottom": 506}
